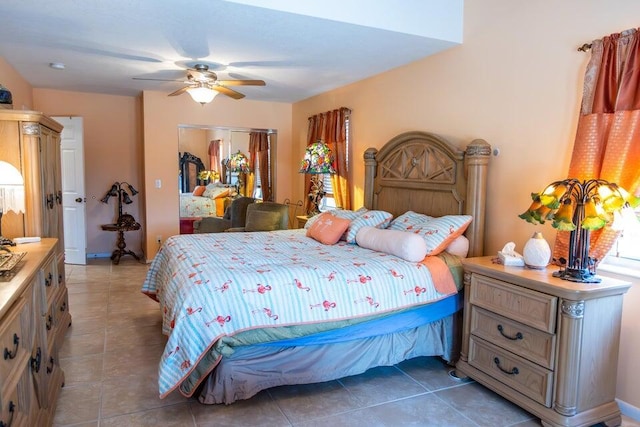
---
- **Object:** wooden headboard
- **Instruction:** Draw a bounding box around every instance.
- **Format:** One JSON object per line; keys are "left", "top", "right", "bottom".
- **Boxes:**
{"left": 179, "top": 152, "right": 206, "bottom": 193}
{"left": 363, "top": 131, "right": 491, "bottom": 257}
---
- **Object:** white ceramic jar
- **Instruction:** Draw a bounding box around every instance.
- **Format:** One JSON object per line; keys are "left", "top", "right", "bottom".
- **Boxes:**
{"left": 523, "top": 231, "right": 551, "bottom": 269}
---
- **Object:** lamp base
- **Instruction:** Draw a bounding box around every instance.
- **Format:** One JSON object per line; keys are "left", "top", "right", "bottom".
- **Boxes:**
{"left": 0, "top": 236, "right": 16, "bottom": 247}
{"left": 552, "top": 267, "right": 601, "bottom": 284}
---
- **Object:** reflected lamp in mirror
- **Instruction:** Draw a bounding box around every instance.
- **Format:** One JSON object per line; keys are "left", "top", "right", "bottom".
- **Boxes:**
{"left": 0, "top": 161, "right": 25, "bottom": 246}
{"left": 299, "top": 140, "right": 337, "bottom": 216}
{"left": 519, "top": 178, "right": 639, "bottom": 283}
{"left": 225, "top": 151, "right": 251, "bottom": 193}
{"left": 187, "top": 83, "right": 219, "bottom": 105}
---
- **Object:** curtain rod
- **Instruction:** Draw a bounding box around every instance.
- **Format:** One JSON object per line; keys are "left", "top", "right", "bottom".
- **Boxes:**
{"left": 578, "top": 43, "right": 592, "bottom": 52}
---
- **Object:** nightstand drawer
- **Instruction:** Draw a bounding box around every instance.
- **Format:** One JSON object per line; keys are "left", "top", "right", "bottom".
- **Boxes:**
{"left": 469, "top": 336, "right": 553, "bottom": 407}
{"left": 0, "top": 298, "right": 27, "bottom": 386}
{"left": 469, "top": 274, "right": 557, "bottom": 333}
{"left": 470, "top": 306, "right": 556, "bottom": 369}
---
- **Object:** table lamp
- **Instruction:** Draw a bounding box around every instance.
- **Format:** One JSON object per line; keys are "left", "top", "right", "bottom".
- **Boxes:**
{"left": 0, "top": 161, "right": 25, "bottom": 246}
{"left": 519, "top": 178, "right": 639, "bottom": 283}
{"left": 299, "top": 140, "right": 336, "bottom": 215}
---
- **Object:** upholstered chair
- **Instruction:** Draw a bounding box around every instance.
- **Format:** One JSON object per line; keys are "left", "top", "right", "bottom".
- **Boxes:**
{"left": 193, "top": 197, "right": 255, "bottom": 233}
{"left": 227, "top": 202, "right": 289, "bottom": 232}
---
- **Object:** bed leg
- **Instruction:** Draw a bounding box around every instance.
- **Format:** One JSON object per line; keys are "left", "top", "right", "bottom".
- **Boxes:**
{"left": 448, "top": 369, "right": 471, "bottom": 382}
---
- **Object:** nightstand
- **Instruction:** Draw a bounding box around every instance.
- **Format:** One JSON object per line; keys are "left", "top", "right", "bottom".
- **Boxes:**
{"left": 296, "top": 215, "right": 310, "bottom": 228}
{"left": 455, "top": 256, "right": 631, "bottom": 427}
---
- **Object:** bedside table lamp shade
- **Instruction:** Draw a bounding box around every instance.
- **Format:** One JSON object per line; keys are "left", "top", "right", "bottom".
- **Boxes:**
{"left": 519, "top": 178, "right": 639, "bottom": 283}
{"left": 0, "top": 161, "right": 25, "bottom": 245}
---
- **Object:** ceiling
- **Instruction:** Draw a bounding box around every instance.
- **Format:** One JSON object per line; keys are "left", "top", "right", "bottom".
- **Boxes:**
{"left": 0, "top": 0, "right": 463, "bottom": 103}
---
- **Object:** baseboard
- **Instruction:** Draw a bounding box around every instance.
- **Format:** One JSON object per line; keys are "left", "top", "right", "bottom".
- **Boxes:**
{"left": 86, "top": 253, "right": 112, "bottom": 258}
{"left": 617, "top": 398, "right": 640, "bottom": 422}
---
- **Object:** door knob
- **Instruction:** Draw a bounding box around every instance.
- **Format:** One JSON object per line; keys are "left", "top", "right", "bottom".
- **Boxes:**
{"left": 75, "top": 197, "right": 85, "bottom": 203}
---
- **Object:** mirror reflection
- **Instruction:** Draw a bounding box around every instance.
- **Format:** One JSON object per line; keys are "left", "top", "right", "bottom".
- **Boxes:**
{"left": 178, "top": 125, "right": 277, "bottom": 234}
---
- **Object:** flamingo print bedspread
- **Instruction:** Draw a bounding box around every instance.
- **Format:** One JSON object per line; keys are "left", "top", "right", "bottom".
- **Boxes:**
{"left": 141, "top": 229, "right": 458, "bottom": 398}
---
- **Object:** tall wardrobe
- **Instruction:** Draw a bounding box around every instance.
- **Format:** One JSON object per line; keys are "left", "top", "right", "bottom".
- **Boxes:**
{"left": 0, "top": 109, "right": 70, "bottom": 425}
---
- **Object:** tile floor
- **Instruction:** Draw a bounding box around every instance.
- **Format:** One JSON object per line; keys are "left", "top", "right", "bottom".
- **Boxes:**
{"left": 53, "top": 258, "right": 639, "bottom": 427}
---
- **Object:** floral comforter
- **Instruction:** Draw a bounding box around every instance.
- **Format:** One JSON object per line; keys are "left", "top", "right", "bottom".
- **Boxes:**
{"left": 141, "top": 229, "right": 458, "bottom": 397}
{"left": 179, "top": 193, "right": 217, "bottom": 218}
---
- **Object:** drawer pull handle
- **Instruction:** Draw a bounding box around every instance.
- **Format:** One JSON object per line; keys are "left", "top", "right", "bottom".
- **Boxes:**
{"left": 494, "top": 357, "right": 519, "bottom": 375}
{"left": 497, "top": 324, "right": 523, "bottom": 341}
{"left": 31, "top": 347, "right": 42, "bottom": 373}
{"left": 0, "top": 400, "right": 15, "bottom": 427}
{"left": 3, "top": 333, "right": 19, "bottom": 360}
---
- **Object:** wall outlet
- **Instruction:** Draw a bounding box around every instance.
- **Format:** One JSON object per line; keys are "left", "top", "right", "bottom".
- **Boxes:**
{"left": 156, "top": 235, "right": 162, "bottom": 244}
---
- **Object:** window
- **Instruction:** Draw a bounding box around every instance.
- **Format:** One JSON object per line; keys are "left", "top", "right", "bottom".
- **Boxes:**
{"left": 601, "top": 206, "right": 640, "bottom": 276}
{"left": 320, "top": 117, "right": 349, "bottom": 210}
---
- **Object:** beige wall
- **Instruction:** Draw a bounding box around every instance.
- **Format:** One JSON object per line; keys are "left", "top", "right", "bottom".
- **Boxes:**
{"left": 141, "top": 91, "right": 292, "bottom": 259}
{"left": 291, "top": 0, "right": 640, "bottom": 410}
{"left": 33, "top": 89, "right": 142, "bottom": 257}
{"left": 0, "top": 57, "right": 33, "bottom": 110}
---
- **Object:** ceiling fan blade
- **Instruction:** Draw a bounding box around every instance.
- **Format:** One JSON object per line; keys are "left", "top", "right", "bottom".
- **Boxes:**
{"left": 213, "top": 85, "right": 245, "bottom": 100}
{"left": 216, "top": 79, "right": 266, "bottom": 86}
{"left": 133, "top": 77, "right": 182, "bottom": 82}
{"left": 168, "top": 86, "right": 190, "bottom": 97}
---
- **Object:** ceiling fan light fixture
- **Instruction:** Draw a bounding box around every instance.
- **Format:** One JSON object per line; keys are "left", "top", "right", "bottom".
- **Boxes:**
{"left": 187, "top": 85, "right": 218, "bottom": 105}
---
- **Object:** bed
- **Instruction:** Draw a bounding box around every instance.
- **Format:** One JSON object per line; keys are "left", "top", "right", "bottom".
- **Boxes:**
{"left": 142, "top": 131, "right": 491, "bottom": 404}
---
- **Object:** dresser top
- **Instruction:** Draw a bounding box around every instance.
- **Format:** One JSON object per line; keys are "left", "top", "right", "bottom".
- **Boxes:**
{"left": 462, "top": 256, "right": 631, "bottom": 300}
{"left": 0, "top": 239, "right": 57, "bottom": 318}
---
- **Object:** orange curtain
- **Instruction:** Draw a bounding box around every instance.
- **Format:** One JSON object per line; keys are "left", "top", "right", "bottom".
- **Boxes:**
{"left": 554, "top": 28, "right": 640, "bottom": 263}
{"left": 305, "top": 107, "right": 351, "bottom": 213}
{"left": 208, "top": 139, "right": 221, "bottom": 173}
{"left": 249, "top": 132, "right": 271, "bottom": 201}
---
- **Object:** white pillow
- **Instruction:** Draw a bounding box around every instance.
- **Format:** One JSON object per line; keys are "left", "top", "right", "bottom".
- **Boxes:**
{"left": 444, "top": 235, "right": 470, "bottom": 258}
{"left": 355, "top": 226, "right": 427, "bottom": 262}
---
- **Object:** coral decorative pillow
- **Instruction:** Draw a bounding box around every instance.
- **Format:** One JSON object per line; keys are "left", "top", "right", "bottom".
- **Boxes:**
{"left": 192, "top": 185, "right": 206, "bottom": 197}
{"left": 411, "top": 215, "right": 473, "bottom": 256}
{"left": 356, "top": 226, "right": 427, "bottom": 262}
{"left": 306, "top": 212, "right": 351, "bottom": 245}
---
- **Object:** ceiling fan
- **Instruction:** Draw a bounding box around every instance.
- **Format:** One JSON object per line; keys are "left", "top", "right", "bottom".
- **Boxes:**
{"left": 135, "top": 64, "right": 265, "bottom": 104}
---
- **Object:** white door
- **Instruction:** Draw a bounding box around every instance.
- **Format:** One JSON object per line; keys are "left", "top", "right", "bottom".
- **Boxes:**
{"left": 53, "top": 116, "right": 87, "bottom": 265}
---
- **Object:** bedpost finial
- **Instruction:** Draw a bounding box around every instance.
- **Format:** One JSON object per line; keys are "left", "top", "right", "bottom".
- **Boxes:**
{"left": 466, "top": 139, "right": 491, "bottom": 158}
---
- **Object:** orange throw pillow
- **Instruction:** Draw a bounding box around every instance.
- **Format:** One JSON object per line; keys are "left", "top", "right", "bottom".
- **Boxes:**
{"left": 306, "top": 212, "right": 351, "bottom": 245}
{"left": 192, "top": 185, "right": 206, "bottom": 197}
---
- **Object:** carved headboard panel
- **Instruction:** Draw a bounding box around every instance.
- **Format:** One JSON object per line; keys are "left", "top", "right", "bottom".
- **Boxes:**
{"left": 179, "top": 152, "right": 206, "bottom": 193}
{"left": 363, "top": 131, "right": 491, "bottom": 257}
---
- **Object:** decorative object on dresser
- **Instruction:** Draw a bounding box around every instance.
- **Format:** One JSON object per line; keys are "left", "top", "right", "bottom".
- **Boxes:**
{"left": 519, "top": 178, "right": 639, "bottom": 283}
{"left": 0, "top": 160, "right": 25, "bottom": 246}
{"left": 455, "top": 256, "right": 631, "bottom": 427}
{"left": 522, "top": 231, "right": 551, "bottom": 269}
{"left": 299, "top": 140, "right": 337, "bottom": 215}
{"left": 0, "top": 83, "right": 12, "bottom": 108}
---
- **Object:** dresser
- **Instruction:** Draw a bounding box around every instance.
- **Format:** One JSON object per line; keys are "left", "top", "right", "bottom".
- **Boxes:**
{"left": 455, "top": 256, "right": 630, "bottom": 427}
{"left": 0, "top": 239, "right": 71, "bottom": 426}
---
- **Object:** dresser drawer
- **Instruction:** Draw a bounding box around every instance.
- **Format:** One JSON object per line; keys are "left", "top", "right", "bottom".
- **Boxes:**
{"left": 470, "top": 306, "right": 556, "bottom": 369}
{"left": 470, "top": 274, "right": 557, "bottom": 333}
{"left": 0, "top": 298, "right": 28, "bottom": 385}
{"left": 469, "top": 336, "right": 553, "bottom": 407}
